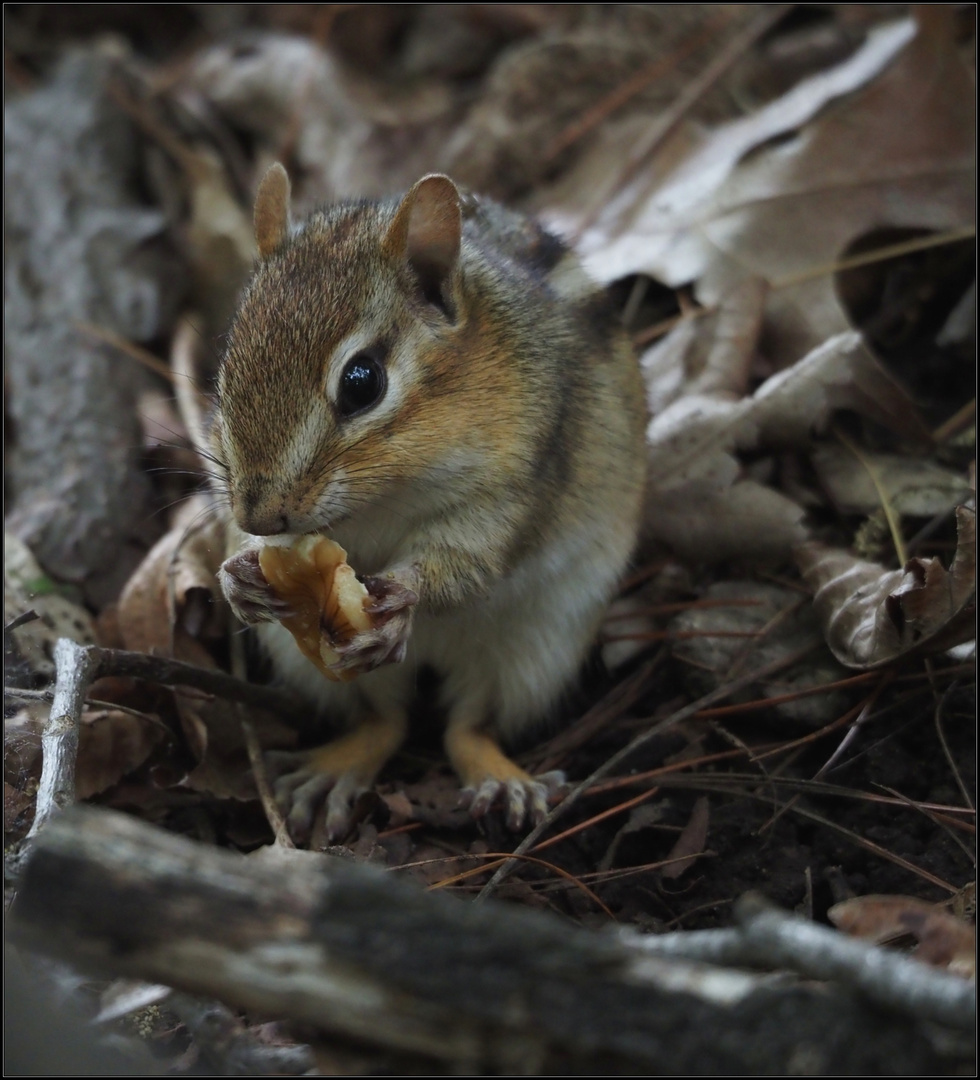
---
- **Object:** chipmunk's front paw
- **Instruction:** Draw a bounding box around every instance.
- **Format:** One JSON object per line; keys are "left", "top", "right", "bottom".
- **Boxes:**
{"left": 330, "top": 576, "right": 418, "bottom": 674}
{"left": 460, "top": 770, "right": 567, "bottom": 831}
{"left": 219, "top": 548, "right": 292, "bottom": 624}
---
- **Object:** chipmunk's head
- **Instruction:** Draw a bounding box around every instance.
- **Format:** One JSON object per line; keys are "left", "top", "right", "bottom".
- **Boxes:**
{"left": 213, "top": 164, "right": 502, "bottom": 538}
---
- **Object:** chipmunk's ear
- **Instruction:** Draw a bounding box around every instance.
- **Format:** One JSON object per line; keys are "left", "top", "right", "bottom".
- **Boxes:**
{"left": 254, "top": 163, "right": 292, "bottom": 259}
{"left": 384, "top": 174, "right": 461, "bottom": 310}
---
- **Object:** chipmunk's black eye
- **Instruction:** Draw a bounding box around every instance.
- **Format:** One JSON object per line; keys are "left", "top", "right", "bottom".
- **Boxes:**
{"left": 337, "top": 352, "right": 387, "bottom": 417}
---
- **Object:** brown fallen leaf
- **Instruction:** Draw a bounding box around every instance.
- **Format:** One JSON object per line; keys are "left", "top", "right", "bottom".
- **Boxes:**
{"left": 75, "top": 708, "right": 169, "bottom": 801}
{"left": 640, "top": 330, "right": 922, "bottom": 563}
{"left": 181, "top": 143, "right": 257, "bottom": 333}
{"left": 550, "top": 11, "right": 974, "bottom": 367}
{"left": 116, "top": 494, "right": 226, "bottom": 654}
{"left": 829, "top": 894, "right": 976, "bottom": 979}
{"left": 186, "top": 33, "right": 457, "bottom": 204}
{"left": 4, "top": 778, "right": 36, "bottom": 838}
{"left": 380, "top": 790, "right": 415, "bottom": 826}
{"left": 116, "top": 495, "right": 297, "bottom": 801}
{"left": 4, "top": 700, "right": 169, "bottom": 820}
{"left": 661, "top": 795, "right": 710, "bottom": 881}
{"left": 640, "top": 276, "right": 768, "bottom": 423}
{"left": 796, "top": 504, "right": 976, "bottom": 669}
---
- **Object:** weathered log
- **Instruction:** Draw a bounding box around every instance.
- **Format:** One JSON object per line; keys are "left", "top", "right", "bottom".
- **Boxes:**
{"left": 9, "top": 806, "right": 967, "bottom": 1074}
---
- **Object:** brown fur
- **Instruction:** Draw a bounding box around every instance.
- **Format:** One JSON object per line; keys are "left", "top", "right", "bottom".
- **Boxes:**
{"left": 213, "top": 168, "right": 647, "bottom": 837}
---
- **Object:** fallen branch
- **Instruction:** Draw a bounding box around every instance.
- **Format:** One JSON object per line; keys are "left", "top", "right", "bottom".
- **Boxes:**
{"left": 620, "top": 894, "right": 975, "bottom": 1030}
{"left": 9, "top": 806, "right": 970, "bottom": 1074}
{"left": 25, "top": 638, "right": 99, "bottom": 840}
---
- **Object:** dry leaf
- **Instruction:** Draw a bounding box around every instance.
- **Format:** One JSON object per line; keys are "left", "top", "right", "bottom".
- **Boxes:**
{"left": 796, "top": 504, "right": 976, "bottom": 669}
{"left": 75, "top": 708, "right": 168, "bottom": 801}
{"left": 540, "top": 18, "right": 914, "bottom": 258}
{"left": 446, "top": 7, "right": 752, "bottom": 199}
{"left": 545, "top": 18, "right": 916, "bottom": 272}
{"left": 116, "top": 494, "right": 225, "bottom": 654}
{"left": 182, "top": 144, "right": 257, "bottom": 332}
{"left": 548, "top": 12, "right": 974, "bottom": 366}
{"left": 4, "top": 705, "right": 45, "bottom": 788}
{"left": 641, "top": 331, "right": 921, "bottom": 562}
{"left": 380, "top": 790, "right": 415, "bottom": 825}
{"left": 829, "top": 894, "right": 976, "bottom": 979}
{"left": 187, "top": 35, "right": 455, "bottom": 204}
{"left": 661, "top": 796, "right": 710, "bottom": 880}
{"left": 4, "top": 778, "right": 36, "bottom": 838}
{"left": 116, "top": 496, "right": 296, "bottom": 800}
{"left": 400, "top": 772, "right": 474, "bottom": 832}
{"left": 4, "top": 532, "right": 97, "bottom": 683}
{"left": 403, "top": 841, "right": 474, "bottom": 889}
{"left": 811, "top": 445, "right": 973, "bottom": 518}
{"left": 671, "top": 581, "right": 848, "bottom": 727}
{"left": 640, "top": 277, "right": 768, "bottom": 419}
{"left": 5, "top": 699, "right": 168, "bottom": 816}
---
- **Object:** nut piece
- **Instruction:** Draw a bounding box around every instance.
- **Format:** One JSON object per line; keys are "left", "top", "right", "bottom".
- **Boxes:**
{"left": 258, "top": 537, "right": 372, "bottom": 682}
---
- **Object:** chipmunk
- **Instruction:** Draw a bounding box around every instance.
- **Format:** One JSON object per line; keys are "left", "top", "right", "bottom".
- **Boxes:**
{"left": 213, "top": 163, "right": 647, "bottom": 841}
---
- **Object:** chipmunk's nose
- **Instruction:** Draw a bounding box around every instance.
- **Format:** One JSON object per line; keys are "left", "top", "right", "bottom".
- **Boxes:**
{"left": 235, "top": 480, "right": 289, "bottom": 536}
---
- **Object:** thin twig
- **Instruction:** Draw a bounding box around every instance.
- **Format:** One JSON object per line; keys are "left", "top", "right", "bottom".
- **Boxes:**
{"left": 934, "top": 681, "right": 975, "bottom": 814}
{"left": 74, "top": 321, "right": 173, "bottom": 381}
{"left": 5, "top": 609, "right": 40, "bottom": 635}
{"left": 531, "top": 649, "right": 666, "bottom": 772}
{"left": 633, "top": 773, "right": 963, "bottom": 891}
{"left": 932, "top": 398, "right": 976, "bottom": 443}
{"left": 834, "top": 426, "right": 908, "bottom": 565}
{"left": 94, "top": 646, "right": 306, "bottom": 715}
{"left": 241, "top": 716, "right": 293, "bottom": 848}
{"left": 619, "top": 925, "right": 756, "bottom": 967}
{"left": 758, "top": 670, "right": 894, "bottom": 834}
{"left": 773, "top": 225, "right": 976, "bottom": 291}
{"left": 621, "top": 894, "right": 978, "bottom": 1033}
{"left": 621, "top": 894, "right": 977, "bottom": 1031}
{"left": 4, "top": 685, "right": 173, "bottom": 732}
{"left": 875, "top": 783, "right": 976, "bottom": 865}
{"left": 543, "top": 9, "right": 735, "bottom": 163}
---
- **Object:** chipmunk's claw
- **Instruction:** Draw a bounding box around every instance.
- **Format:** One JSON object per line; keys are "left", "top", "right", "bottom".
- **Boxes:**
{"left": 219, "top": 549, "right": 294, "bottom": 624}
{"left": 268, "top": 750, "right": 367, "bottom": 843}
{"left": 459, "top": 770, "right": 566, "bottom": 831}
{"left": 330, "top": 582, "right": 416, "bottom": 674}
{"left": 331, "top": 629, "right": 409, "bottom": 673}
{"left": 362, "top": 576, "right": 419, "bottom": 617}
